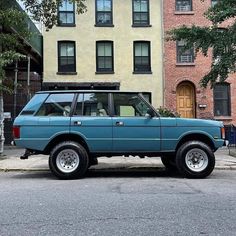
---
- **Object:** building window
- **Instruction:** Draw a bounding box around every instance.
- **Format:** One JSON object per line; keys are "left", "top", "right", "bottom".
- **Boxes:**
{"left": 177, "top": 40, "right": 194, "bottom": 63}
{"left": 175, "top": 0, "right": 192, "bottom": 11}
{"left": 132, "top": 0, "right": 149, "bottom": 26}
{"left": 96, "top": 41, "right": 114, "bottom": 72}
{"left": 214, "top": 83, "right": 231, "bottom": 116}
{"left": 58, "top": 41, "right": 76, "bottom": 73}
{"left": 211, "top": 0, "right": 218, "bottom": 7}
{"left": 58, "top": 0, "right": 75, "bottom": 25}
{"left": 134, "top": 41, "right": 151, "bottom": 73}
{"left": 96, "top": 0, "right": 113, "bottom": 26}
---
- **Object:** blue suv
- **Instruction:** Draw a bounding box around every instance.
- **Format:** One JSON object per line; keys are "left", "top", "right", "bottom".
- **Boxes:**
{"left": 13, "top": 91, "right": 225, "bottom": 179}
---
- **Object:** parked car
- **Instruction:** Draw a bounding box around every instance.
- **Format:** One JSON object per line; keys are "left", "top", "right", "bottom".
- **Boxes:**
{"left": 13, "top": 91, "right": 225, "bottom": 179}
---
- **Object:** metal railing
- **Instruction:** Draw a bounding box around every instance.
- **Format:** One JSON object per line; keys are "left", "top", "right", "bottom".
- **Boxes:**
{"left": 176, "top": 4, "right": 192, "bottom": 12}
{"left": 225, "top": 125, "right": 236, "bottom": 146}
{"left": 225, "top": 125, "right": 236, "bottom": 156}
{"left": 225, "top": 125, "right": 236, "bottom": 157}
{"left": 178, "top": 55, "right": 194, "bottom": 63}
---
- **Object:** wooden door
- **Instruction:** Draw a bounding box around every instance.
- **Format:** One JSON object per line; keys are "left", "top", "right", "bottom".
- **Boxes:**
{"left": 177, "top": 82, "right": 195, "bottom": 118}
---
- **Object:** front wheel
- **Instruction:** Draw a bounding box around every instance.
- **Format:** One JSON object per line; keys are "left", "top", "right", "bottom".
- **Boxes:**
{"left": 176, "top": 141, "right": 215, "bottom": 178}
{"left": 49, "top": 141, "right": 89, "bottom": 179}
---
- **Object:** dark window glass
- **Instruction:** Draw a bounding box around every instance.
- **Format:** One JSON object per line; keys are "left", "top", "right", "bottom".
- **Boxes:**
{"left": 214, "top": 83, "right": 231, "bottom": 116}
{"left": 58, "top": 41, "right": 76, "bottom": 72}
{"left": 177, "top": 40, "right": 194, "bottom": 63}
{"left": 134, "top": 41, "right": 151, "bottom": 72}
{"left": 133, "top": 0, "right": 149, "bottom": 25}
{"left": 175, "top": 0, "right": 192, "bottom": 11}
{"left": 58, "top": 0, "right": 75, "bottom": 25}
{"left": 96, "top": 0, "right": 112, "bottom": 25}
{"left": 113, "top": 93, "right": 150, "bottom": 117}
{"left": 74, "top": 93, "right": 109, "bottom": 116}
{"left": 36, "top": 93, "right": 74, "bottom": 116}
{"left": 96, "top": 41, "right": 113, "bottom": 72}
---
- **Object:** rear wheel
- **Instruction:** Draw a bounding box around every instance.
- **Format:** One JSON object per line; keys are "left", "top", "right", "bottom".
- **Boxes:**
{"left": 176, "top": 141, "right": 215, "bottom": 178}
{"left": 49, "top": 141, "right": 89, "bottom": 179}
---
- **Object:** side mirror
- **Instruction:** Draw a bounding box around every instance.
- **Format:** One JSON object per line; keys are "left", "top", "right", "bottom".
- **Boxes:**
{"left": 146, "top": 108, "right": 155, "bottom": 118}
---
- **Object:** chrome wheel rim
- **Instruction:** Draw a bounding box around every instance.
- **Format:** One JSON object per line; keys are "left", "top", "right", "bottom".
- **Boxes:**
{"left": 185, "top": 148, "right": 208, "bottom": 172}
{"left": 56, "top": 149, "right": 80, "bottom": 173}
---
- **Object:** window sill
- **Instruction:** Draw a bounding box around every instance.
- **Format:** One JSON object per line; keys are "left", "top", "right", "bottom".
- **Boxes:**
{"left": 95, "top": 71, "right": 115, "bottom": 74}
{"left": 176, "top": 63, "right": 195, "bottom": 66}
{"left": 132, "top": 24, "right": 152, "bottom": 28}
{"left": 57, "top": 24, "right": 76, "bottom": 27}
{"left": 94, "top": 24, "right": 114, "bottom": 27}
{"left": 214, "top": 116, "right": 232, "bottom": 121}
{"left": 174, "top": 11, "right": 194, "bottom": 15}
{"left": 57, "top": 72, "right": 77, "bottom": 75}
{"left": 133, "top": 71, "right": 152, "bottom": 74}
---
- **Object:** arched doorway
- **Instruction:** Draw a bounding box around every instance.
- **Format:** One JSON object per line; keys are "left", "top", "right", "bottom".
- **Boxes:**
{"left": 176, "top": 82, "right": 196, "bottom": 118}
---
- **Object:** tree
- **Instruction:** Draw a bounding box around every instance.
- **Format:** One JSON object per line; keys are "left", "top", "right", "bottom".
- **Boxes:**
{"left": 23, "top": 0, "right": 87, "bottom": 30}
{"left": 0, "top": 0, "right": 87, "bottom": 153}
{"left": 167, "top": 0, "right": 236, "bottom": 88}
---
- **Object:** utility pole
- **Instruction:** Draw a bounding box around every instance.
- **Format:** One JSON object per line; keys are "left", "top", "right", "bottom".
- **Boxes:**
{"left": 0, "top": 24, "right": 4, "bottom": 153}
{"left": 13, "top": 61, "right": 18, "bottom": 119}
{"left": 27, "top": 55, "right": 31, "bottom": 101}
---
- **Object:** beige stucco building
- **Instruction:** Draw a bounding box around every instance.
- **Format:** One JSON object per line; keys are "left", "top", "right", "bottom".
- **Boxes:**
{"left": 43, "top": 0, "right": 163, "bottom": 108}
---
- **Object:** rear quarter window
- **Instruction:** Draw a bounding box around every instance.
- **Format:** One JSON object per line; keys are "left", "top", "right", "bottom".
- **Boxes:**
{"left": 36, "top": 93, "right": 74, "bottom": 116}
{"left": 20, "top": 94, "right": 49, "bottom": 115}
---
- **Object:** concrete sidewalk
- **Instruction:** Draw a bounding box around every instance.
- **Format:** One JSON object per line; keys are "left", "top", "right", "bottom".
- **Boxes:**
{"left": 0, "top": 146, "right": 236, "bottom": 172}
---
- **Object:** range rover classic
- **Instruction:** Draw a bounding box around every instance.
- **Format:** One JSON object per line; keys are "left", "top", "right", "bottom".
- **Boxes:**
{"left": 13, "top": 91, "right": 225, "bottom": 179}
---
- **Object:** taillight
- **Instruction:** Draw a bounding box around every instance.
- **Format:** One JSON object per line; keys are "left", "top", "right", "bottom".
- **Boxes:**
{"left": 221, "top": 127, "right": 225, "bottom": 139}
{"left": 13, "top": 126, "right": 20, "bottom": 139}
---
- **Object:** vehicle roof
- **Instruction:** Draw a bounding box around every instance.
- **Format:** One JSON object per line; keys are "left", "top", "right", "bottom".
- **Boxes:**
{"left": 36, "top": 90, "right": 149, "bottom": 94}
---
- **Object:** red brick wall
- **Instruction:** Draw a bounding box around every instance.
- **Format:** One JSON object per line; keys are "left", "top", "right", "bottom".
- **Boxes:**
{"left": 163, "top": 0, "right": 236, "bottom": 125}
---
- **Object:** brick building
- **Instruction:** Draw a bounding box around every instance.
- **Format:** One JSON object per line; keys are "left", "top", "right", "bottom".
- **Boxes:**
{"left": 163, "top": 0, "right": 236, "bottom": 125}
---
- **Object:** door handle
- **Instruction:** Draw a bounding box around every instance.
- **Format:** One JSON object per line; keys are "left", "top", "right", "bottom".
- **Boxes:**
{"left": 116, "top": 121, "right": 124, "bottom": 126}
{"left": 74, "top": 121, "right": 82, "bottom": 126}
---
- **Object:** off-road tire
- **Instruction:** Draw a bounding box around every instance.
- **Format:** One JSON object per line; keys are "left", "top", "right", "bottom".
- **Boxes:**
{"left": 176, "top": 141, "right": 215, "bottom": 178}
{"left": 49, "top": 141, "right": 89, "bottom": 179}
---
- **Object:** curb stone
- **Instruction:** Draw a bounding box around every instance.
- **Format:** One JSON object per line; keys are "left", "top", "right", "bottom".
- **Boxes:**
{"left": 1, "top": 166, "right": 236, "bottom": 172}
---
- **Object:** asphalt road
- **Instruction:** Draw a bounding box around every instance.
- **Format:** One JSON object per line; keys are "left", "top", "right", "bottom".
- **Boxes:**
{"left": 0, "top": 170, "right": 236, "bottom": 236}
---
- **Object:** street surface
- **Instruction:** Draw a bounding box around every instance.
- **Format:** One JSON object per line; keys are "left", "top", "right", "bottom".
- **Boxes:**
{"left": 0, "top": 170, "right": 236, "bottom": 236}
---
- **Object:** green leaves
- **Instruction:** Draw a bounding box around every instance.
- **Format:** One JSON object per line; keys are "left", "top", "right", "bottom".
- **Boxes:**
{"left": 0, "top": 51, "right": 26, "bottom": 92}
{"left": 205, "top": 0, "right": 236, "bottom": 24}
{"left": 22, "top": 0, "right": 87, "bottom": 30}
{"left": 0, "top": 8, "right": 30, "bottom": 37}
{"left": 158, "top": 107, "right": 180, "bottom": 117}
{"left": 0, "top": 7, "right": 29, "bottom": 87}
{"left": 168, "top": 0, "right": 236, "bottom": 88}
{"left": 0, "top": 51, "right": 26, "bottom": 68}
